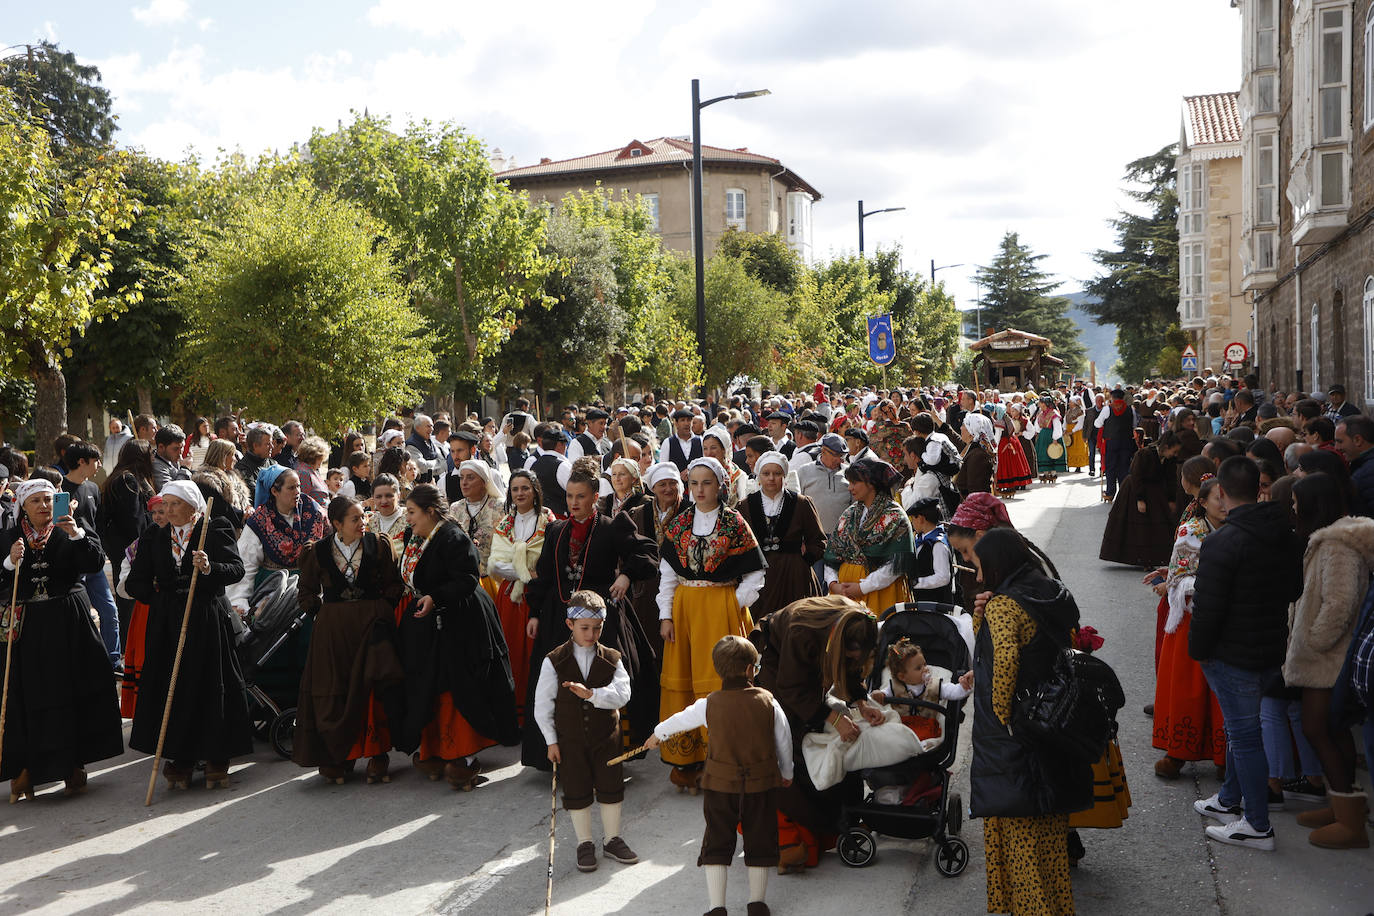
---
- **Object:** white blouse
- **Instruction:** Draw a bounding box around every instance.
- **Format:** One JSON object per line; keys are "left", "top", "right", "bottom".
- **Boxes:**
{"left": 655, "top": 504, "right": 766, "bottom": 619}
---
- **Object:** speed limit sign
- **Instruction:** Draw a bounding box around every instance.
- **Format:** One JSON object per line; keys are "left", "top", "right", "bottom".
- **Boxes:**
{"left": 1224, "top": 341, "right": 1249, "bottom": 364}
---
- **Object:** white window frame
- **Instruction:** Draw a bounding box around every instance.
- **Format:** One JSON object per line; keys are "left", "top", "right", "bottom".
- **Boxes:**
{"left": 1181, "top": 241, "right": 1205, "bottom": 323}
{"left": 1365, "top": 5, "right": 1374, "bottom": 131}
{"left": 1365, "top": 277, "right": 1374, "bottom": 402}
{"left": 1179, "top": 162, "right": 1205, "bottom": 236}
{"left": 1256, "top": 131, "right": 1278, "bottom": 225}
{"left": 1311, "top": 302, "right": 1321, "bottom": 392}
{"left": 1256, "top": 230, "right": 1277, "bottom": 271}
{"left": 641, "top": 192, "right": 660, "bottom": 232}
{"left": 1318, "top": 6, "right": 1350, "bottom": 144}
{"left": 725, "top": 188, "right": 746, "bottom": 229}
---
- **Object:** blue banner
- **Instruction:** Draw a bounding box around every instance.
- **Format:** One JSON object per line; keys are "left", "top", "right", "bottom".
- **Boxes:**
{"left": 867, "top": 314, "right": 895, "bottom": 366}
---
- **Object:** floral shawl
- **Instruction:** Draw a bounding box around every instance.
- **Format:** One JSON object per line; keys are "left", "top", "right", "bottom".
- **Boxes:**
{"left": 824, "top": 492, "right": 914, "bottom": 572}
{"left": 245, "top": 496, "right": 329, "bottom": 569}
{"left": 448, "top": 496, "right": 504, "bottom": 575}
{"left": 660, "top": 504, "right": 766, "bottom": 583}
{"left": 1164, "top": 515, "right": 1214, "bottom": 634}
{"left": 490, "top": 506, "right": 554, "bottom": 602}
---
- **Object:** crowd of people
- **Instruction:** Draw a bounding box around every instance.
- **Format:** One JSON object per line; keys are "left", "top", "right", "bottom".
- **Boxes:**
{"left": 0, "top": 370, "right": 1370, "bottom": 915}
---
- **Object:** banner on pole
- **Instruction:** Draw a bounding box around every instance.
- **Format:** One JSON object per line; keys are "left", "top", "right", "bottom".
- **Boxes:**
{"left": 867, "top": 315, "right": 895, "bottom": 366}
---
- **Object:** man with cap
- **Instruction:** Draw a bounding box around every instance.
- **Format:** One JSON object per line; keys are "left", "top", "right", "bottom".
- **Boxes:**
{"left": 1094, "top": 388, "right": 1138, "bottom": 500}
{"left": 657, "top": 408, "right": 703, "bottom": 475}
{"left": 790, "top": 418, "right": 823, "bottom": 471}
{"left": 568, "top": 408, "right": 613, "bottom": 464}
{"left": 844, "top": 427, "right": 875, "bottom": 463}
{"left": 764, "top": 411, "right": 796, "bottom": 459}
{"left": 798, "top": 433, "right": 853, "bottom": 538}
{"left": 1325, "top": 384, "right": 1360, "bottom": 422}
{"left": 446, "top": 428, "right": 482, "bottom": 503}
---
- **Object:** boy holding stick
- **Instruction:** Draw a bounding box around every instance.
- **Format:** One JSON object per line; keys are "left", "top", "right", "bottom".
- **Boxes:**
{"left": 647, "top": 635, "right": 793, "bottom": 916}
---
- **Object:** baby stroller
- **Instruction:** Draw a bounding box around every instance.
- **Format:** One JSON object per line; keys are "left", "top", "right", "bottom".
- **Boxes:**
{"left": 234, "top": 570, "right": 309, "bottom": 759}
{"left": 836, "top": 601, "right": 972, "bottom": 877}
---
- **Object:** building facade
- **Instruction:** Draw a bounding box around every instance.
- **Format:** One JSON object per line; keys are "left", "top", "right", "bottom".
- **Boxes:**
{"left": 495, "top": 137, "right": 821, "bottom": 262}
{"left": 1236, "top": 0, "right": 1374, "bottom": 404}
{"left": 1178, "top": 92, "right": 1250, "bottom": 372}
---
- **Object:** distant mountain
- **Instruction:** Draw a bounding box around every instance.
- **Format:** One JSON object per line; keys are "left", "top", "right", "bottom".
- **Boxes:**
{"left": 1062, "top": 291, "right": 1118, "bottom": 384}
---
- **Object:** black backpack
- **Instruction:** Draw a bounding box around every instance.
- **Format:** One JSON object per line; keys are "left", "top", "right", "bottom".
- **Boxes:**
{"left": 1013, "top": 648, "right": 1124, "bottom": 763}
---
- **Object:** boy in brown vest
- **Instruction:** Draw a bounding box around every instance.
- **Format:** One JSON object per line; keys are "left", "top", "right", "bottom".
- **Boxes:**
{"left": 646, "top": 635, "right": 793, "bottom": 916}
{"left": 532, "top": 590, "right": 639, "bottom": 872}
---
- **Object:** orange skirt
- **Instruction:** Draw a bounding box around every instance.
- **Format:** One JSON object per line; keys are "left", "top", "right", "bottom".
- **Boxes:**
{"left": 900, "top": 714, "right": 942, "bottom": 742}
{"left": 419, "top": 692, "right": 495, "bottom": 762}
{"left": 345, "top": 693, "right": 394, "bottom": 760}
{"left": 119, "top": 601, "right": 149, "bottom": 718}
{"left": 495, "top": 579, "right": 535, "bottom": 724}
{"left": 1153, "top": 613, "right": 1226, "bottom": 765}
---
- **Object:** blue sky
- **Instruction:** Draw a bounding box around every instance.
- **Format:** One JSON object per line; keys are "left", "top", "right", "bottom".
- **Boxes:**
{"left": 8, "top": 1, "right": 1241, "bottom": 312}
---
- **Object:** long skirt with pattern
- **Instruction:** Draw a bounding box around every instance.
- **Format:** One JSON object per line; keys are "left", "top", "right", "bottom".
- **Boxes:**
{"left": 837, "top": 562, "right": 907, "bottom": 617}
{"left": 659, "top": 584, "right": 751, "bottom": 768}
{"left": 995, "top": 436, "right": 1033, "bottom": 492}
{"left": 984, "top": 813, "right": 1074, "bottom": 915}
{"left": 1153, "top": 613, "right": 1226, "bottom": 765}
{"left": 1069, "top": 740, "right": 1132, "bottom": 829}
{"left": 495, "top": 579, "right": 536, "bottom": 725}
{"left": 119, "top": 600, "right": 150, "bottom": 718}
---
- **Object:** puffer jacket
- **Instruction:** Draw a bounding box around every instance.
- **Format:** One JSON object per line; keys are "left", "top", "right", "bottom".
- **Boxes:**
{"left": 1190, "top": 501, "right": 1304, "bottom": 670}
{"left": 1284, "top": 516, "right": 1374, "bottom": 688}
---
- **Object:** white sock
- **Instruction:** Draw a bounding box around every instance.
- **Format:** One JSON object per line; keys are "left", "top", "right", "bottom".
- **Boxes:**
{"left": 570, "top": 807, "right": 593, "bottom": 844}
{"left": 705, "top": 864, "right": 727, "bottom": 909}
{"left": 600, "top": 801, "right": 622, "bottom": 840}
{"left": 464, "top": 755, "right": 476, "bottom": 767}
{"left": 748, "top": 865, "right": 768, "bottom": 903}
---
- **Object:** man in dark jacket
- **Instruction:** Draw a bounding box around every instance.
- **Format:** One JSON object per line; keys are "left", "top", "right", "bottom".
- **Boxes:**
{"left": 1337, "top": 415, "right": 1374, "bottom": 517}
{"left": 1094, "top": 389, "right": 1136, "bottom": 499}
{"left": 1189, "top": 456, "right": 1304, "bottom": 850}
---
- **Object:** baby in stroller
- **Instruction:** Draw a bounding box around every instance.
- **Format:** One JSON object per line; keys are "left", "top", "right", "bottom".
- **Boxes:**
{"left": 870, "top": 637, "right": 973, "bottom": 743}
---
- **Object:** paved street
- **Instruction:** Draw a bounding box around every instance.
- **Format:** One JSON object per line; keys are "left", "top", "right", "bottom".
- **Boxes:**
{"left": 2, "top": 476, "right": 1372, "bottom": 915}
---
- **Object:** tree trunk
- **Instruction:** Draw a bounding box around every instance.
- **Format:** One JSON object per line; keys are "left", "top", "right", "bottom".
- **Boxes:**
{"left": 32, "top": 360, "right": 68, "bottom": 458}
{"left": 136, "top": 385, "right": 153, "bottom": 417}
{"left": 170, "top": 385, "right": 188, "bottom": 429}
{"left": 605, "top": 352, "right": 627, "bottom": 407}
{"left": 435, "top": 393, "right": 456, "bottom": 421}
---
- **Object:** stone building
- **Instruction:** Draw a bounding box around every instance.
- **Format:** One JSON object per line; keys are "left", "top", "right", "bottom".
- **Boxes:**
{"left": 1177, "top": 92, "right": 1250, "bottom": 372}
{"left": 1236, "top": 0, "right": 1374, "bottom": 404}
{"left": 495, "top": 137, "right": 822, "bottom": 263}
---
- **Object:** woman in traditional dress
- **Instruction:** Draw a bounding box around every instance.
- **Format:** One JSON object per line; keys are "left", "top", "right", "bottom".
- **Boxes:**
{"left": 955, "top": 412, "right": 996, "bottom": 498}
{"left": 824, "top": 457, "right": 914, "bottom": 615}
{"left": 447, "top": 459, "right": 505, "bottom": 602}
{"left": 1033, "top": 397, "right": 1066, "bottom": 481}
{"left": 598, "top": 457, "right": 647, "bottom": 518}
{"left": 1099, "top": 430, "right": 1183, "bottom": 568}
{"left": 739, "top": 451, "right": 825, "bottom": 618}
{"left": 1064, "top": 398, "right": 1090, "bottom": 473}
{"left": 995, "top": 405, "right": 1033, "bottom": 495}
{"left": 522, "top": 458, "right": 660, "bottom": 769}
{"left": 128, "top": 481, "right": 253, "bottom": 790}
{"left": 970, "top": 528, "right": 1090, "bottom": 916}
{"left": 656, "top": 456, "right": 767, "bottom": 789}
{"left": 869, "top": 399, "right": 913, "bottom": 469}
{"left": 1, "top": 479, "right": 124, "bottom": 802}
{"left": 396, "top": 484, "right": 519, "bottom": 790}
{"left": 701, "top": 425, "right": 749, "bottom": 507}
{"left": 293, "top": 495, "right": 406, "bottom": 785}
{"left": 366, "top": 474, "right": 407, "bottom": 552}
{"left": 487, "top": 469, "right": 554, "bottom": 725}
{"left": 116, "top": 493, "right": 168, "bottom": 718}
{"left": 628, "top": 462, "right": 689, "bottom": 659}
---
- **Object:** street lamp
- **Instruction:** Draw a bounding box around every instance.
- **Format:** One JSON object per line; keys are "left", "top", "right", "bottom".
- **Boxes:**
{"left": 930, "top": 261, "right": 963, "bottom": 286}
{"left": 692, "top": 79, "right": 770, "bottom": 385}
{"left": 858, "top": 201, "right": 905, "bottom": 255}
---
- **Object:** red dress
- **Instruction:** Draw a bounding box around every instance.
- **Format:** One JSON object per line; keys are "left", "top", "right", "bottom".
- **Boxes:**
{"left": 995, "top": 422, "right": 1032, "bottom": 492}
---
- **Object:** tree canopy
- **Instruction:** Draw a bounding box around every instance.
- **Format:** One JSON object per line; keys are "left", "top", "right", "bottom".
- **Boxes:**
{"left": 974, "top": 231, "right": 1086, "bottom": 372}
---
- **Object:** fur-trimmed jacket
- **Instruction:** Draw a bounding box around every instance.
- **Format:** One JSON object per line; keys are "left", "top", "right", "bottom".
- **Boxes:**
{"left": 1284, "top": 516, "right": 1374, "bottom": 688}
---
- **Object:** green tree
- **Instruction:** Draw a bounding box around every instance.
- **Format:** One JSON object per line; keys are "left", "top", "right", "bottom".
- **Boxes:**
{"left": 973, "top": 232, "right": 1086, "bottom": 373}
{"left": 307, "top": 113, "right": 552, "bottom": 403}
{"left": 718, "top": 228, "right": 804, "bottom": 294}
{"left": 177, "top": 181, "right": 436, "bottom": 432}
{"left": 0, "top": 85, "right": 139, "bottom": 449}
{"left": 671, "top": 255, "right": 796, "bottom": 390}
{"left": 1084, "top": 145, "right": 1180, "bottom": 382}
{"left": 0, "top": 41, "right": 116, "bottom": 154}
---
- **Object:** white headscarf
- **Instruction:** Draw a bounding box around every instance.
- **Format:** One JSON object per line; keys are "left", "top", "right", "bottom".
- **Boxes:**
{"left": 14, "top": 479, "right": 55, "bottom": 510}
{"left": 962, "top": 412, "right": 994, "bottom": 445}
{"left": 644, "top": 461, "right": 683, "bottom": 495}
{"left": 686, "top": 456, "right": 727, "bottom": 488}
{"left": 458, "top": 459, "right": 503, "bottom": 502}
{"left": 703, "top": 425, "right": 733, "bottom": 457}
{"left": 754, "top": 451, "right": 789, "bottom": 476}
{"left": 160, "top": 479, "right": 207, "bottom": 515}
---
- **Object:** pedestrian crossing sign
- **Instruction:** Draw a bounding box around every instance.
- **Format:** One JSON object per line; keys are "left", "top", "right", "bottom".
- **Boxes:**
{"left": 1182, "top": 355, "right": 1198, "bottom": 372}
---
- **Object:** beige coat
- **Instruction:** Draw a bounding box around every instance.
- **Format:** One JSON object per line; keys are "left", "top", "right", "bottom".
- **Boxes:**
{"left": 1284, "top": 516, "right": 1374, "bottom": 688}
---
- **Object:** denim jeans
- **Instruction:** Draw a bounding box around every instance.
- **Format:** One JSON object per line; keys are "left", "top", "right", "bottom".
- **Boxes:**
{"left": 1260, "top": 697, "right": 1323, "bottom": 780}
{"left": 1202, "top": 659, "right": 1275, "bottom": 832}
{"left": 84, "top": 569, "right": 121, "bottom": 666}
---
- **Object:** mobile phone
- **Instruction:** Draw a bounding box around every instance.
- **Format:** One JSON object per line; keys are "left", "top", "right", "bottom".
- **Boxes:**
{"left": 52, "top": 490, "right": 71, "bottom": 519}
{"left": 1148, "top": 572, "right": 1166, "bottom": 586}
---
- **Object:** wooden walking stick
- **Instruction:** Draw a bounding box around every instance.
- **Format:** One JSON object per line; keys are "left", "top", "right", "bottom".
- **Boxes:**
{"left": 145, "top": 498, "right": 215, "bottom": 806}
{"left": 0, "top": 551, "right": 22, "bottom": 771}
{"left": 545, "top": 761, "right": 558, "bottom": 915}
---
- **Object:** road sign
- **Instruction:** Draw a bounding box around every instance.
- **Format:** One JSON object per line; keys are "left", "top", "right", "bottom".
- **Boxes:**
{"left": 1182, "top": 344, "right": 1197, "bottom": 359}
{"left": 1182, "top": 356, "right": 1198, "bottom": 372}
{"left": 1224, "top": 341, "right": 1249, "bottom": 364}
{"left": 867, "top": 314, "right": 895, "bottom": 366}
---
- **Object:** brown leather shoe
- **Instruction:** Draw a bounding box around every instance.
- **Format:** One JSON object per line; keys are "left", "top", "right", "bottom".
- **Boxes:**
{"left": 777, "top": 842, "right": 807, "bottom": 875}
{"left": 1154, "top": 756, "right": 1183, "bottom": 780}
{"left": 444, "top": 759, "right": 482, "bottom": 791}
{"left": 747, "top": 902, "right": 771, "bottom": 916}
{"left": 9, "top": 769, "right": 34, "bottom": 804}
{"left": 205, "top": 761, "right": 230, "bottom": 789}
{"left": 63, "top": 766, "right": 88, "bottom": 797}
{"left": 319, "top": 764, "right": 348, "bottom": 785}
{"left": 163, "top": 761, "right": 192, "bottom": 790}
{"left": 704, "top": 909, "right": 727, "bottom": 916}
{"left": 366, "top": 754, "right": 391, "bottom": 784}
{"left": 602, "top": 836, "right": 638, "bottom": 864}
{"left": 576, "top": 841, "right": 598, "bottom": 872}
{"left": 412, "top": 753, "right": 445, "bottom": 781}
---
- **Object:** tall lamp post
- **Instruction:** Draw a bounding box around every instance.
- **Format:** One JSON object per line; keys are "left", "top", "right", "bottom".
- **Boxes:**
{"left": 693, "top": 79, "right": 770, "bottom": 385}
{"left": 930, "top": 260, "right": 963, "bottom": 286}
{"left": 858, "top": 201, "right": 905, "bottom": 255}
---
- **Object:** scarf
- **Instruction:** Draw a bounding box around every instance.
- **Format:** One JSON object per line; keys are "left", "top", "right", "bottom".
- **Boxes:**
{"left": 662, "top": 504, "right": 761, "bottom": 577}
{"left": 826, "top": 492, "right": 913, "bottom": 569}
{"left": 245, "top": 496, "right": 328, "bottom": 568}
{"left": 20, "top": 516, "right": 54, "bottom": 551}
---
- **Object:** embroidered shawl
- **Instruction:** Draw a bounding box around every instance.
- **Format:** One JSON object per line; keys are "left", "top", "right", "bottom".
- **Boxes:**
{"left": 490, "top": 506, "right": 554, "bottom": 601}
{"left": 245, "top": 496, "right": 328, "bottom": 569}
{"left": 825, "top": 493, "right": 914, "bottom": 571}
{"left": 660, "top": 504, "right": 766, "bottom": 583}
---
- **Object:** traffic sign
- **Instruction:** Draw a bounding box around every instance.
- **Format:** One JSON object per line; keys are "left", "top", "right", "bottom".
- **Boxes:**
{"left": 1224, "top": 341, "right": 1249, "bottom": 364}
{"left": 1182, "top": 356, "right": 1198, "bottom": 372}
{"left": 1182, "top": 344, "right": 1197, "bottom": 358}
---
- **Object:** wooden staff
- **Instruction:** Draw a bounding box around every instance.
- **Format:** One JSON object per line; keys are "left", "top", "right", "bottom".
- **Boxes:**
{"left": 0, "top": 552, "right": 21, "bottom": 768}
{"left": 145, "top": 498, "right": 215, "bottom": 806}
{"left": 605, "top": 733, "right": 683, "bottom": 767}
{"left": 545, "top": 762, "right": 558, "bottom": 916}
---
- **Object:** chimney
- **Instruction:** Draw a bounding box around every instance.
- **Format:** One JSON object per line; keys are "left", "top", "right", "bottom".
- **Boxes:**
{"left": 540, "top": 157, "right": 552, "bottom": 164}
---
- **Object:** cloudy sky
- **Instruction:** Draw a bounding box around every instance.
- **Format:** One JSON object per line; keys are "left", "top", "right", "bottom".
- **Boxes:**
{"left": 11, "top": 0, "right": 1240, "bottom": 311}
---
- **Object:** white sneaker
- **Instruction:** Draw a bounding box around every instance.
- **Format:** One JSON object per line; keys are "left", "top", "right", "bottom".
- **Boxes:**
{"left": 1194, "top": 793, "right": 1242, "bottom": 824}
{"left": 1205, "top": 817, "right": 1275, "bottom": 851}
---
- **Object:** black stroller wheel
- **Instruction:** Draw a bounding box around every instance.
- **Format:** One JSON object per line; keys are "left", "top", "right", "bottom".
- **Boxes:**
{"left": 270, "top": 707, "right": 296, "bottom": 760}
{"left": 946, "top": 791, "right": 963, "bottom": 836}
{"left": 838, "top": 826, "right": 878, "bottom": 867}
{"left": 935, "top": 836, "right": 969, "bottom": 877}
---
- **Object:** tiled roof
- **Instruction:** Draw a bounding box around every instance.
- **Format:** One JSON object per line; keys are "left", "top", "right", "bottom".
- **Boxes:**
{"left": 1184, "top": 92, "right": 1242, "bottom": 147}
{"left": 497, "top": 137, "right": 821, "bottom": 199}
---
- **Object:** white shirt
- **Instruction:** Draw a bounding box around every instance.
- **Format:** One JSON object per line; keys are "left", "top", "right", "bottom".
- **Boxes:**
{"left": 335, "top": 536, "right": 361, "bottom": 583}
{"left": 655, "top": 505, "right": 766, "bottom": 618}
{"left": 532, "top": 644, "right": 632, "bottom": 746}
{"left": 821, "top": 502, "right": 900, "bottom": 594}
{"left": 228, "top": 525, "right": 266, "bottom": 611}
{"left": 907, "top": 540, "right": 953, "bottom": 593}
{"left": 566, "top": 434, "right": 607, "bottom": 464}
{"left": 657, "top": 433, "right": 697, "bottom": 464}
{"left": 759, "top": 490, "right": 785, "bottom": 518}
{"left": 654, "top": 695, "right": 794, "bottom": 782}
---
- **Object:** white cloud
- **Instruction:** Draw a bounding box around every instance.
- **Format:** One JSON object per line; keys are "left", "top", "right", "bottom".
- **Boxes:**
{"left": 197, "top": 17, "right": 214, "bottom": 31}
{"left": 42, "top": 20, "right": 58, "bottom": 41}
{"left": 132, "top": 0, "right": 190, "bottom": 26}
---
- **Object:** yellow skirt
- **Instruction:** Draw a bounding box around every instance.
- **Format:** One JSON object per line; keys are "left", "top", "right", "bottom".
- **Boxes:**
{"left": 1069, "top": 739, "right": 1132, "bottom": 829}
{"left": 480, "top": 576, "right": 500, "bottom": 602}
{"left": 1065, "top": 430, "right": 1090, "bottom": 470}
{"left": 839, "top": 562, "right": 907, "bottom": 616}
{"left": 659, "top": 584, "right": 752, "bottom": 767}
